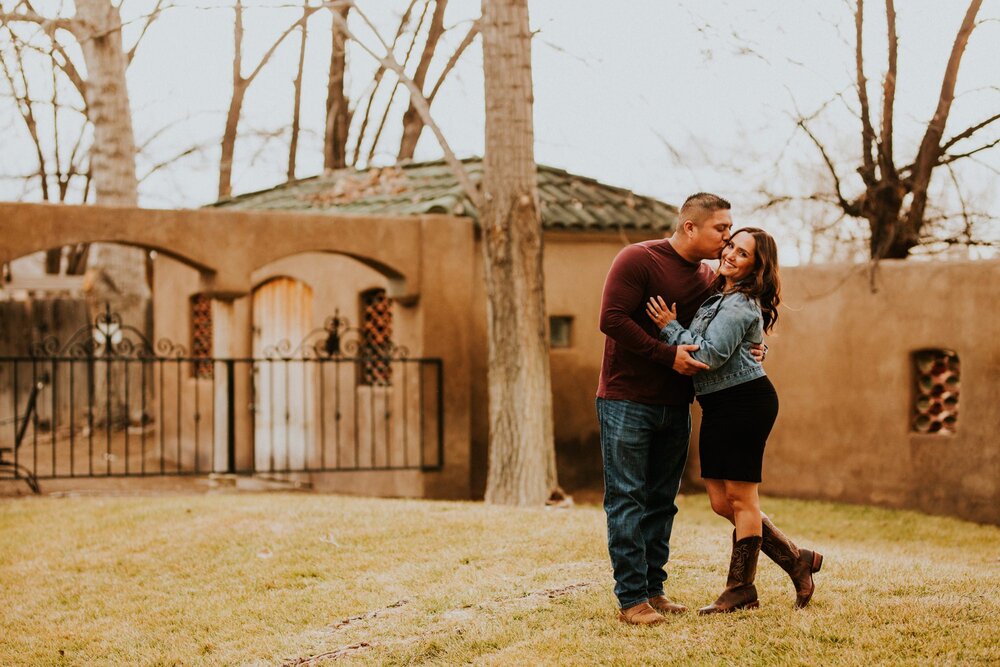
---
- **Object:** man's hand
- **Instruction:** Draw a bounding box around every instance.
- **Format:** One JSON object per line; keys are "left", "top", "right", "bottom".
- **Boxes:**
{"left": 750, "top": 342, "right": 768, "bottom": 364}
{"left": 672, "top": 344, "right": 709, "bottom": 376}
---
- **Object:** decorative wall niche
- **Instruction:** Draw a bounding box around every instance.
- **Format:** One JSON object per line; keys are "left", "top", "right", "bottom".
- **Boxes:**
{"left": 912, "top": 349, "right": 959, "bottom": 435}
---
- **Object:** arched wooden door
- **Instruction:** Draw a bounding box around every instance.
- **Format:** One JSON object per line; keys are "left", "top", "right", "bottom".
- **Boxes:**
{"left": 252, "top": 277, "right": 313, "bottom": 472}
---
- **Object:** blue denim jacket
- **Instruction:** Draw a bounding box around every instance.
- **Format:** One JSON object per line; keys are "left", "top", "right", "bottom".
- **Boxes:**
{"left": 659, "top": 291, "right": 765, "bottom": 395}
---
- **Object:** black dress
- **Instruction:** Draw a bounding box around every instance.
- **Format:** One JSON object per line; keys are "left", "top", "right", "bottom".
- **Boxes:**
{"left": 697, "top": 375, "right": 779, "bottom": 483}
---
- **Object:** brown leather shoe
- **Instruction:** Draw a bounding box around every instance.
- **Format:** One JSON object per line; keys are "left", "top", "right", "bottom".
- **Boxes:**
{"left": 617, "top": 601, "right": 665, "bottom": 625}
{"left": 648, "top": 595, "right": 687, "bottom": 614}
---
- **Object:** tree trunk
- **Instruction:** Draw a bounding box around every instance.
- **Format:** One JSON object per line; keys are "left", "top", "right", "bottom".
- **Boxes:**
{"left": 287, "top": 15, "right": 308, "bottom": 181}
{"left": 75, "top": 0, "right": 149, "bottom": 426}
{"left": 868, "top": 217, "right": 913, "bottom": 259}
{"left": 218, "top": 0, "right": 246, "bottom": 201}
{"left": 324, "top": 5, "right": 350, "bottom": 171}
{"left": 397, "top": 0, "right": 448, "bottom": 160}
{"left": 480, "top": 0, "right": 557, "bottom": 505}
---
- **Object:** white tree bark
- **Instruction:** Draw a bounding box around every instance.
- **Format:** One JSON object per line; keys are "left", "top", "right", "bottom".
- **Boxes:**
{"left": 76, "top": 0, "right": 149, "bottom": 425}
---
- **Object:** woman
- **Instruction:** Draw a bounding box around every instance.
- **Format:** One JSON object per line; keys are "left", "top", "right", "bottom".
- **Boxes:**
{"left": 646, "top": 227, "right": 823, "bottom": 614}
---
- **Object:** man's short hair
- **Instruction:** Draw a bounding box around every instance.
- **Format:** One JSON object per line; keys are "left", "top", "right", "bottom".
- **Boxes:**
{"left": 679, "top": 192, "right": 731, "bottom": 227}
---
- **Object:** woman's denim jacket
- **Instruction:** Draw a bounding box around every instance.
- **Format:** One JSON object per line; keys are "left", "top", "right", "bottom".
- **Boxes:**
{"left": 659, "top": 291, "right": 765, "bottom": 395}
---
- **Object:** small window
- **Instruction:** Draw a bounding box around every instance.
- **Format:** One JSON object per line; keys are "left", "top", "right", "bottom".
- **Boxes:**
{"left": 912, "top": 349, "right": 959, "bottom": 435}
{"left": 550, "top": 316, "right": 573, "bottom": 348}
{"left": 360, "top": 288, "right": 393, "bottom": 386}
{"left": 190, "top": 294, "right": 213, "bottom": 379}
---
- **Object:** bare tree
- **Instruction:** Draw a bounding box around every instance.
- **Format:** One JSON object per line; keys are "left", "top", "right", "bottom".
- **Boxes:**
{"left": 0, "top": 0, "right": 165, "bottom": 425}
{"left": 395, "top": 0, "right": 446, "bottom": 159}
{"left": 796, "top": 0, "right": 997, "bottom": 259}
{"left": 324, "top": 2, "right": 352, "bottom": 170}
{"left": 230, "top": 1, "right": 471, "bottom": 184}
{"left": 0, "top": 15, "right": 91, "bottom": 273}
{"left": 331, "top": 2, "right": 558, "bottom": 504}
{"left": 218, "top": 0, "right": 320, "bottom": 199}
{"left": 479, "top": 0, "right": 556, "bottom": 505}
{"left": 0, "top": 0, "right": 155, "bottom": 287}
{"left": 287, "top": 3, "right": 310, "bottom": 181}
{"left": 342, "top": 0, "right": 476, "bottom": 168}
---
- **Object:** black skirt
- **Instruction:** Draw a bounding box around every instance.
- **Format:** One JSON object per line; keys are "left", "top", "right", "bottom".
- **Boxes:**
{"left": 697, "top": 375, "right": 779, "bottom": 483}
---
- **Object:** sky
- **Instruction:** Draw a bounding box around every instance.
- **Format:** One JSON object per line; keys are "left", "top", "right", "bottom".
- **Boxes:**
{"left": 2, "top": 0, "right": 998, "bottom": 264}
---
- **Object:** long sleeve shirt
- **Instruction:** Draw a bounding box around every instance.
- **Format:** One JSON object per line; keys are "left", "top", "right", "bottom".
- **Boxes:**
{"left": 597, "top": 239, "right": 715, "bottom": 405}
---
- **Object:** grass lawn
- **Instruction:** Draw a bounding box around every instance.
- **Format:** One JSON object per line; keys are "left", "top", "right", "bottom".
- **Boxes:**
{"left": 1, "top": 492, "right": 998, "bottom": 666}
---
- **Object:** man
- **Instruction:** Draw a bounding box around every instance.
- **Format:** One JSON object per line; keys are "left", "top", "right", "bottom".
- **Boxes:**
{"left": 598, "top": 192, "right": 758, "bottom": 625}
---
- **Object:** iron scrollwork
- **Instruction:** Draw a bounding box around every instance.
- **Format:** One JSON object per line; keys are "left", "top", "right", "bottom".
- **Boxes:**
{"left": 29, "top": 303, "right": 188, "bottom": 359}
{"left": 260, "top": 310, "right": 409, "bottom": 361}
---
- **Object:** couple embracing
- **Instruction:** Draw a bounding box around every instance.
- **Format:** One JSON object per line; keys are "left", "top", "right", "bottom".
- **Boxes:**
{"left": 596, "top": 193, "right": 823, "bottom": 625}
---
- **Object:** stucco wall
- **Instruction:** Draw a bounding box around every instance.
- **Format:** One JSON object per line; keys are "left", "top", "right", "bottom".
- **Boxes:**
{"left": 143, "top": 213, "right": 475, "bottom": 500}
{"left": 687, "top": 259, "right": 1000, "bottom": 525}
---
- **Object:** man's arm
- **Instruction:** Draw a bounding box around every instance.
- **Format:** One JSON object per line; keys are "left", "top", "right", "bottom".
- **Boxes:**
{"left": 599, "top": 245, "right": 707, "bottom": 374}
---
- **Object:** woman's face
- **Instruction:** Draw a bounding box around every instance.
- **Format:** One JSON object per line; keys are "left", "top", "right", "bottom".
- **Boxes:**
{"left": 719, "top": 232, "right": 756, "bottom": 282}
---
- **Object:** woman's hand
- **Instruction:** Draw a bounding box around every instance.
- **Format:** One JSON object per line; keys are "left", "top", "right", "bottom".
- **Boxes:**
{"left": 645, "top": 296, "right": 677, "bottom": 329}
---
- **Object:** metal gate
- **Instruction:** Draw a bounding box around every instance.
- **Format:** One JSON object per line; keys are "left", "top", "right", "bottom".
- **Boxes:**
{"left": 0, "top": 308, "right": 443, "bottom": 491}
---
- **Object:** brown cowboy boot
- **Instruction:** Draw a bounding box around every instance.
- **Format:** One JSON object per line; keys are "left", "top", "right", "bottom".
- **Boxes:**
{"left": 698, "top": 535, "right": 762, "bottom": 614}
{"left": 760, "top": 516, "right": 823, "bottom": 609}
{"left": 648, "top": 595, "right": 688, "bottom": 614}
{"left": 617, "top": 601, "right": 666, "bottom": 625}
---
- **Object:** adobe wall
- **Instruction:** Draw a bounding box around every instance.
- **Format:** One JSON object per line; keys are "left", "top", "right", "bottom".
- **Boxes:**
{"left": 1, "top": 203, "right": 474, "bottom": 500}
{"left": 689, "top": 260, "right": 1000, "bottom": 525}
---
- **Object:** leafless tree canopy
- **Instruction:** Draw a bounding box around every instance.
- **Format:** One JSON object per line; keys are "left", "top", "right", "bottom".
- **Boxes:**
{"left": 791, "top": 0, "right": 998, "bottom": 260}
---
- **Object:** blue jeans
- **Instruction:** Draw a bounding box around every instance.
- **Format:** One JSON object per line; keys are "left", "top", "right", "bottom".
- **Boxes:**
{"left": 597, "top": 397, "right": 691, "bottom": 609}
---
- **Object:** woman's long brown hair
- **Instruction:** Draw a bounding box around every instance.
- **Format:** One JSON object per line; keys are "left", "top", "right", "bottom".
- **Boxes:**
{"left": 710, "top": 227, "right": 781, "bottom": 333}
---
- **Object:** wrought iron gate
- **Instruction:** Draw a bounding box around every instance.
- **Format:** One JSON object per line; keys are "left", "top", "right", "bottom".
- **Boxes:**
{"left": 0, "top": 308, "right": 443, "bottom": 489}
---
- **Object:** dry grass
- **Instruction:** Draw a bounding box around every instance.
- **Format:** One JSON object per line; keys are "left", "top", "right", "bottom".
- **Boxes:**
{"left": 1, "top": 492, "right": 998, "bottom": 666}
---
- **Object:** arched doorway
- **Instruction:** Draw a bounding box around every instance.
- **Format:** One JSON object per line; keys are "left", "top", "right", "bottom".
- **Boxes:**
{"left": 252, "top": 276, "right": 314, "bottom": 472}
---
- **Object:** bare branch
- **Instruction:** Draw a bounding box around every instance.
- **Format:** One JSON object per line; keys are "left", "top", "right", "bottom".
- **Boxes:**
{"left": 398, "top": 0, "right": 450, "bottom": 159}
{"left": 126, "top": 0, "right": 170, "bottom": 65}
{"left": 331, "top": 5, "right": 482, "bottom": 209}
{"left": 967, "top": 155, "right": 1000, "bottom": 176}
{"left": 136, "top": 111, "right": 217, "bottom": 153}
{"left": 14, "top": 37, "right": 88, "bottom": 100}
{"left": 288, "top": 2, "right": 309, "bottom": 180}
{"left": 941, "top": 112, "right": 1000, "bottom": 150}
{"left": 244, "top": 7, "right": 319, "bottom": 85}
{"left": 139, "top": 144, "right": 212, "bottom": 182}
{"left": 364, "top": 0, "right": 432, "bottom": 165}
{"left": 906, "top": 0, "right": 984, "bottom": 231}
{"left": 938, "top": 136, "right": 1000, "bottom": 165}
{"left": 427, "top": 20, "right": 479, "bottom": 103}
{"left": 944, "top": 162, "right": 972, "bottom": 240}
{"left": 796, "top": 118, "right": 857, "bottom": 216}
{"left": 879, "top": 0, "right": 897, "bottom": 180}
{"left": 854, "top": 0, "right": 878, "bottom": 184}
{"left": 0, "top": 29, "right": 50, "bottom": 200}
{"left": 349, "top": 0, "right": 420, "bottom": 166}
{"left": 0, "top": 10, "right": 81, "bottom": 34}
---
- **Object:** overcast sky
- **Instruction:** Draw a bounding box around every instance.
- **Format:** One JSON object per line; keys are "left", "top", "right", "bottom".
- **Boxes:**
{"left": 2, "top": 0, "right": 998, "bottom": 263}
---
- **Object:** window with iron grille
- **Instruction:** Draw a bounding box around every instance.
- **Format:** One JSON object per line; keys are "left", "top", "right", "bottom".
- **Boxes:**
{"left": 912, "top": 349, "right": 959, "bottom": 435}
{"left": 360, "top": 288, "right": 392, "bottom": 386}
{"left": 190, "top": 294, "right": 213, "bottom": 379}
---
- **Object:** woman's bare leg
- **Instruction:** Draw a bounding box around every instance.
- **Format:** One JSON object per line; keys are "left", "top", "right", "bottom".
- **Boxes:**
{"left": 724, "top": 480, "right": 762, "bottom": 539}
{"left": 703, "top": 478, "right": 735, "bottom": 522}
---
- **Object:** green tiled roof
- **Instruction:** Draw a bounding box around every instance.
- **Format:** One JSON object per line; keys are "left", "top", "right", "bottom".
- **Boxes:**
{"left": 212, "top": 158, "right": 676, "bottom": 233}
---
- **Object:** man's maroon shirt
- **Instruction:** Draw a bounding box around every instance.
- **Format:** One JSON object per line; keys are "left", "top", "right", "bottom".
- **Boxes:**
{"left": 597, "top": 239, "right": 715, "bottom": 405}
